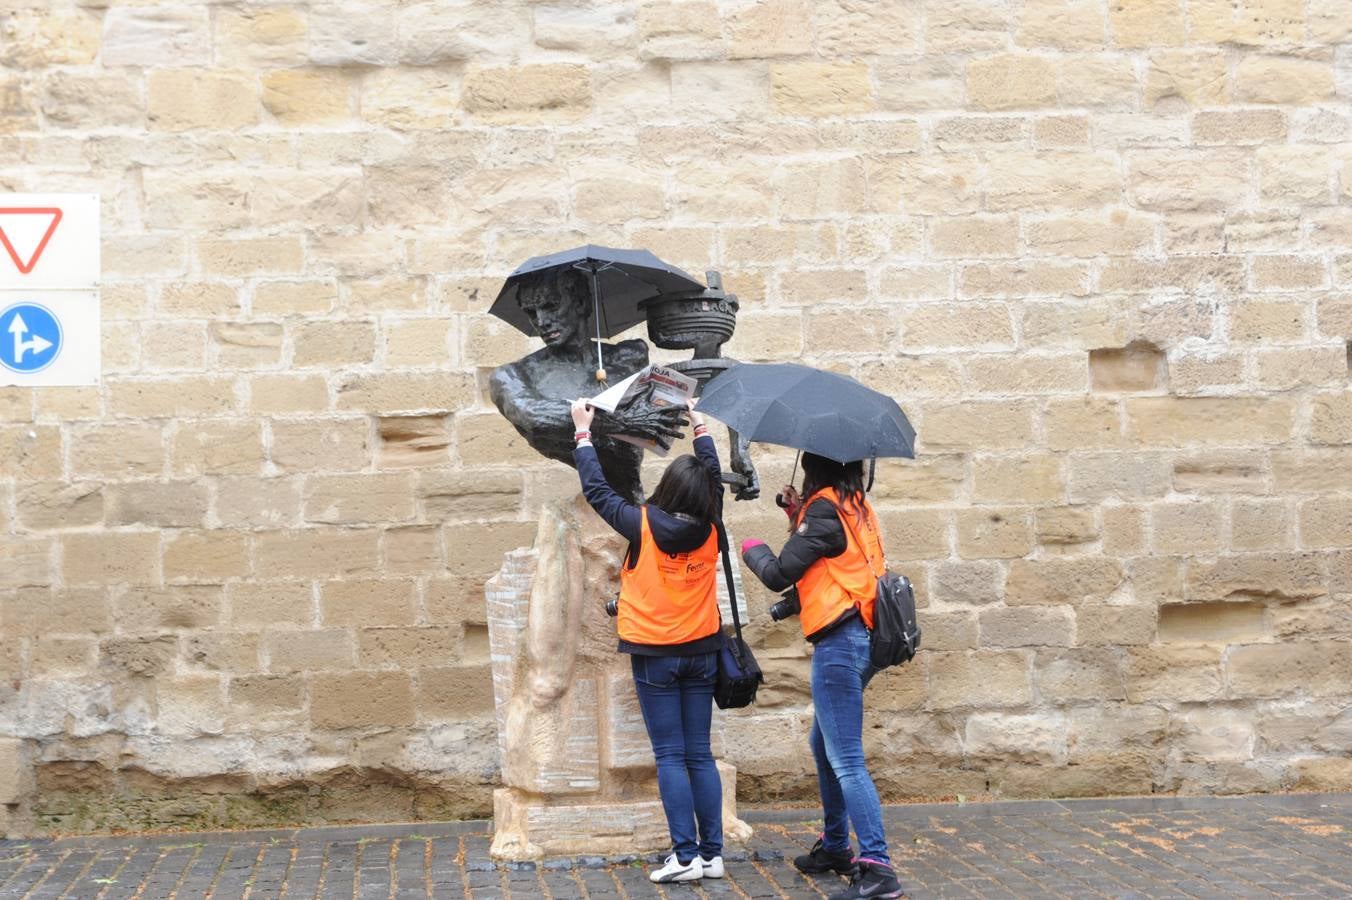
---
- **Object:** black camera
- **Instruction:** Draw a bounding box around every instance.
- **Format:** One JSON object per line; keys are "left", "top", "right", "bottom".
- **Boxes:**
{"left": 605, "top": 596, "right": 619, "bottom": 617}
{"left": 768, "top": 588, "right": 800, "bottom": 622}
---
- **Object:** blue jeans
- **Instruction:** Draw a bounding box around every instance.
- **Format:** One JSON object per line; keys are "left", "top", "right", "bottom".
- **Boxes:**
{"left": 631, "top": 652, "right": 723, "bottom": 863}
{"left": 810, "top": 616, "right": 889, "bottom": 865}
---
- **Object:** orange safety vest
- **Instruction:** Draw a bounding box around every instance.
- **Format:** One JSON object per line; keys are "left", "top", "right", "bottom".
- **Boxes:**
{"left": 617, "top": 506, "right": 721, "bottom": 646}
{"left": 794, "top": 487, "right": 885, "bottom": 637}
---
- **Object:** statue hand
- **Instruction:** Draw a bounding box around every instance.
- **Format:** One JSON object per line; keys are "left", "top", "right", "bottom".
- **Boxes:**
{"left": 612, "top": 403, "right": 689, "bottom": 450}
{"left": 733, "top": 467, "right": 761, "bottom": 501}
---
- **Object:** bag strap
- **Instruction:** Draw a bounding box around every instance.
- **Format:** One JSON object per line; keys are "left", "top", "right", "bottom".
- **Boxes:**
{"left": 712, "top": 519, "right": 747, "bottom": 650}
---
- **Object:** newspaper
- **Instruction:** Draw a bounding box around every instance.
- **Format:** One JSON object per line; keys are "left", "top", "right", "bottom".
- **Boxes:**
{"left": 589, "top": 364, "right": 696, "bottom": 456}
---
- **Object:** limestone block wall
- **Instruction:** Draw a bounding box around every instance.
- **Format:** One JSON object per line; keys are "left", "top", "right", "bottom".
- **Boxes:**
{"left": 1, "top": 0, "right": 1350, "bottom": 836}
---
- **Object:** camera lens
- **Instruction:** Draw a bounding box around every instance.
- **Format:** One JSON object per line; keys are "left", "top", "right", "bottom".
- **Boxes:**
{"left": 768, "top": 589, "right": 799, "bottom": 621}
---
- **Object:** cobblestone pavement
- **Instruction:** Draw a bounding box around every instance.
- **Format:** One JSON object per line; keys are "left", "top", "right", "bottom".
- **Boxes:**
{"left": 3, "top": 793, "right": 1350, "bottom": 899}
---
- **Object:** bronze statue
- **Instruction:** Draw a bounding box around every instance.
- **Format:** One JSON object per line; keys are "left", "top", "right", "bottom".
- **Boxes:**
{"left": 484, "top": 253, "right": 758, "bottom": 859}
{"left": 489, "top": 267, "right": 688, "bottom": 502}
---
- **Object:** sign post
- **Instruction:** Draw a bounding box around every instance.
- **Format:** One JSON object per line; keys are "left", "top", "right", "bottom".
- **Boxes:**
{"left": 0, "top": 193, "right": 100, "bottom": 387}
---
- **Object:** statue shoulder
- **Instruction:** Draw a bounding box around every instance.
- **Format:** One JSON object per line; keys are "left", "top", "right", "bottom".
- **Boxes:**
{"left": 489, "top": 352, "right": 538, "bottom": 401}
{"left": 491, "top": 346, "right": 549, "bottom": 379}
{"left": 610, "top": 339, "right": 650, "bottom": 364}
{"left": 489, "top": 357, "right": 521, "bottom": 385}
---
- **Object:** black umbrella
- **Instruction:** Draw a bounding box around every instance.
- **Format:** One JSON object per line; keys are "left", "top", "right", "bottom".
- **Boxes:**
{"left": 490, "top": 245, "right": 706, "bottom": 381}
{"left": 492, "top": 243, "right": 703, "bottom": 336}
{"left": 697, "top": 363, "right": 916, "bottom": 464}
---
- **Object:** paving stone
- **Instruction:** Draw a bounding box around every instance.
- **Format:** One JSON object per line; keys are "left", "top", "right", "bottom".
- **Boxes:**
{"left": 10, "top": 795, "right": 1352, "bottom": 898}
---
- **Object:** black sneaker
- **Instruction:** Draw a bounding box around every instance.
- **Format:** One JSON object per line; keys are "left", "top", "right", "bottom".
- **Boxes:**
{"left": 793, "top": 837, "right": 856, "bottom": 876}
{"left": 828, "top": 859, "right": 904, "bottom": 899}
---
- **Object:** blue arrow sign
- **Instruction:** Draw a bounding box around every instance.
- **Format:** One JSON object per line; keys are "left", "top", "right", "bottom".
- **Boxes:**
{"left": 0, "top": 302, "right": 62, "bottom": 373}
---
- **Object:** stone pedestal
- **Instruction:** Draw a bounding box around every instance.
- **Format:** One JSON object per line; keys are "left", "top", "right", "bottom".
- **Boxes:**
{"left": 485, "top": 495, "right": 752, "bottom": 860}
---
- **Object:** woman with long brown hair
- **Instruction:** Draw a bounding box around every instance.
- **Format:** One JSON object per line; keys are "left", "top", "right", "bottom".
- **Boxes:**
{"left": 739, "top": 451, "right": 903, "bottom": 900}
{"left": 570, "top": 397, "right": 726, "bottom": 884}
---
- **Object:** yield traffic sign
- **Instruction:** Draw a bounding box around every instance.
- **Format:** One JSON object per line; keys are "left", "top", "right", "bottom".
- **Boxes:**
{"left": 0, "top": 194, "right": 99, "bottom": 290}
{"left": 0, "top": 207, "right": 62, "bottom": 275}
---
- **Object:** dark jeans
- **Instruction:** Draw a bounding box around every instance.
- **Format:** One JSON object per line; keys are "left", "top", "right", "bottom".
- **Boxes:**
{"left": 810, "top": 616, "right": 889, "bottom": 865}
{"left": 631, "top": 652, "right": 723, "bottom": 863}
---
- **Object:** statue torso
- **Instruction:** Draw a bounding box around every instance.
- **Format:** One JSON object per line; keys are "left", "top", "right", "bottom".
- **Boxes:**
{"left": 517, "top": 340, "right": 650, "bottom": 402}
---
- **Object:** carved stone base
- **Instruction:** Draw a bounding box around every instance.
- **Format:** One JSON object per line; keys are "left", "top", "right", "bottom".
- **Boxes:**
{"left": 490, "top": 760, "right": 750, "bottom": 860}
{"left": 485, "top": 495, "right": 752, "bottom": 861}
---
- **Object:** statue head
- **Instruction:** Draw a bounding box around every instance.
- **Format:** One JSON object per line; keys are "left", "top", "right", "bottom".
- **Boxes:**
{"left": 516, "top": 268, "right": 591, "bottom": 350}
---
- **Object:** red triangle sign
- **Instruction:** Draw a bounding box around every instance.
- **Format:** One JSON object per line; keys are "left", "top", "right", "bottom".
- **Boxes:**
{"left": 0, "top": 207, "right": 63, "bottom": 275}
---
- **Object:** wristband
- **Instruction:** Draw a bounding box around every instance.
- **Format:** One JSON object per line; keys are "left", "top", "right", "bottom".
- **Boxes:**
{"left": 574, "top": 430, "right": 591, "bottom": 442}
{"left": 693, "top": 424, "right": 709, "bottom": 437}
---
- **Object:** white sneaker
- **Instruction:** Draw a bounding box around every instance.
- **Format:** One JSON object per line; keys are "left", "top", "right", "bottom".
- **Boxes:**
{"left": 649, "top": 853, "right": 703, "bottom": 883}
{"left": 700, "top": 855, "right": 725, "bottom": 878}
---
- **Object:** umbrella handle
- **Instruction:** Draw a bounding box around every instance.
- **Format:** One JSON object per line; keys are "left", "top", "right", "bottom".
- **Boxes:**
{"left": 867, "top": 457, "right": 876, "bottom": 493}
{"left": 587, "top": 266, "right": 607, "bottom": 381}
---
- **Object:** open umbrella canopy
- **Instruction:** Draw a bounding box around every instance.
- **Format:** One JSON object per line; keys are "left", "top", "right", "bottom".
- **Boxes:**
{"left": 489, "top": 245, "right": 706, "bottom": 338}
{"left": 697, "top": 363, "right": 916, "bottom": 463}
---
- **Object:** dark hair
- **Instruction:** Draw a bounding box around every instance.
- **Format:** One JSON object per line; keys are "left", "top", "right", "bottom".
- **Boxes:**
{"left": 800, "top": 452, "right": 867, "bottom": 523}
{"left": 647, "top": 454, "right": 720, "bottom": 524}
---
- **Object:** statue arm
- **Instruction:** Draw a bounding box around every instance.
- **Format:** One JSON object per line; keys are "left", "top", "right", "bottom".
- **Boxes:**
{"left": 592, "top": 404, "right": 685, "bottom": 441}
{"left": 728, "top": 429, "right": 761, "bottom": 501}
{"left": 591, "top": 339, "right": 688, "bottom": 445}
{"left": 490, "top": 363, "right": 575, "bottom": 445}
{"left": 488, "top": 351, "right": 686, "bottom": 449}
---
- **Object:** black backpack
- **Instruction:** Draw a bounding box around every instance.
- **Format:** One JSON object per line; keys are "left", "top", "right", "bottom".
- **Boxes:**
{"left": 832, "top": 498, "right": 922, "bottom": 670}
{"left": 869, "top": 571, "right": 921, "bottom": 669}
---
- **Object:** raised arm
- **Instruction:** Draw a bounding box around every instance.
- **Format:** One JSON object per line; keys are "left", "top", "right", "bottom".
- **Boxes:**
{"left": 570, "top": 399, "right": 641, "bottom": 543}
{"left": 687, "top": 399, "right": 722, "bottom": 480}
{"left": 489, "top": 361, "right": 574, "bottom": 455}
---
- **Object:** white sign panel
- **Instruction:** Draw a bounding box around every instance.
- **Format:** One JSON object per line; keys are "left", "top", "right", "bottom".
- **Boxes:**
{"left": 0, "top": 193, "right": 100, "bottom": 290}
{"left": 0, "top": 194, "right": 100, "bottom": 385}
{"left": 0, "top": 292, "right": 101, "bottom": 386}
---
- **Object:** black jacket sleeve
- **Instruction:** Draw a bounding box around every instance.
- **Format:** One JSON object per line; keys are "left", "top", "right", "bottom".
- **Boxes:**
{"left": 693, "top": 432, "right": 724, "bottom": 520}
{"left": 573, "top": 442, "right": 641, "bottom": 545}
{"left": 741, "top": 498, "right": 846, "bottom": 592}
{"left": 693, "top": 432, "right": 721, "bottom": 482}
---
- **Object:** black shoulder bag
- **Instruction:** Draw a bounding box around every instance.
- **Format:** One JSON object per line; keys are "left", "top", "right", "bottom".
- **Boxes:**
{"left": 712, "top": 520, "right": 763, "bottom": 709}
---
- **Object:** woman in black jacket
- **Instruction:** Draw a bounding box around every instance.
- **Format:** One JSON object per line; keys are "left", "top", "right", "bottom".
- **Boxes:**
{"left": 739, "top": 452, "right": 903, "bottom": 900}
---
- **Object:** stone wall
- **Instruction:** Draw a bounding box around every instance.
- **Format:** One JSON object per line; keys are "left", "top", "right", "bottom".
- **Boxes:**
{"left": 2, "top": 0, "right": 1351, "bottom": 836}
